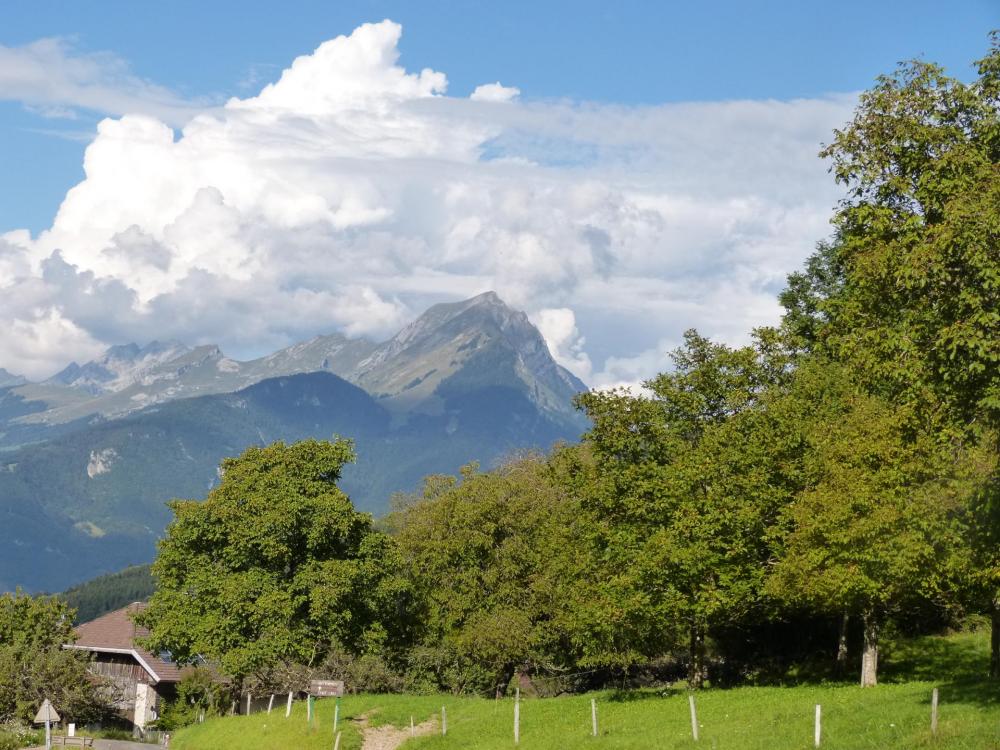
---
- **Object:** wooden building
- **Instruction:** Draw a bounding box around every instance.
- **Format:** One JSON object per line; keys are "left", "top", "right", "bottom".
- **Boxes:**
{"left": 65, "top": 602, "right": 182, "bottom": 729}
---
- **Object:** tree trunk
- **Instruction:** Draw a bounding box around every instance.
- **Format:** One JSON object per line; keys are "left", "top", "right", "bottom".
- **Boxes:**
{"left": 495, "top": 663, "right": 517, "bottom": 698}
{"left": 860, "top": 611, "right": 879, "bottom": 687}
{"left": 688, "top": 625, "right": 706, "bottom": 689}
{"left": 991, "top": 596, "right": 1000, "bottom": 680}
{"left": 835, "top": 611, "right": 850, "bottom": 678}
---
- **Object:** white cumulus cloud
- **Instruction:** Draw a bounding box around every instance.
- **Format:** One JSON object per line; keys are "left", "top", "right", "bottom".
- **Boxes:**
{"left": 0, "top": 20, "right": 853, "bottom": 384}
{"left": 531, "top": 308, "right": 592, "bottom": 382}
{"left": 470, "top": 82, "right": 520, "bottom": 102}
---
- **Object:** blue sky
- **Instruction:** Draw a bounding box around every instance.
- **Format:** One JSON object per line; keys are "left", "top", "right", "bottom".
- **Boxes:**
{"left": 2, "top": 0, "right": 996, "bottom": 235}
{"left": 0, "top": 2, "right": 997, "bottom": 383}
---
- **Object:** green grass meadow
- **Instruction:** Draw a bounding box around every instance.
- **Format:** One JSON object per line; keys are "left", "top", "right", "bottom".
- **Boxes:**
{"left": 171, "top": 631, "right": 1000, "bottom": 750}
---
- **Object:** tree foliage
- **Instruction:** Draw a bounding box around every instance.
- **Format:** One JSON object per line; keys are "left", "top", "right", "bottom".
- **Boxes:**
{"left": 574, "top": 331, "right": 796, "bottom": 687}
{"left": 766, "top": 361, "right": 976, "bottom": 684}
{"left": 393, "top": 456, "right": 584, "bottom": 695}
{"left": 137, "top": 439, "right": 412, "bottom": 688}
{"left": 802, "top": 35, "right": 1000, "bottom": 676}
{"left": 0, "top": 591, "right": 109, "bottom": 724}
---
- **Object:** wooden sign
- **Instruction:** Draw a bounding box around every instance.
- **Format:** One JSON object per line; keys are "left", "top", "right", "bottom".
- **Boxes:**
{"left": 309, "top": 680, "right": 345, "bottom": 697}
{"left": 34, "top": 699, "right": 60, "bottom": 724}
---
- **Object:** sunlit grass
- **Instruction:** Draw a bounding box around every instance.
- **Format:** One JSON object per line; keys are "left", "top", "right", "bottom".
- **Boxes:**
{"left": 171, "top": 630, "right": 1000, "bottom": 750}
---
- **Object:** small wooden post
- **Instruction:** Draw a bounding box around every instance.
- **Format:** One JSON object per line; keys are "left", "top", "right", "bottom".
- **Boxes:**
{"left": 410, "top": 716, "right": 414, "bottom": 737}
{"left": 689, "top": 694, "right": 699, "bottom": 742}
{"left": 333, "top": 731, "right": 341, "bottom": 750}
{"left": 267, "top": 694, "right": 274, "bottom": 715}
{"left": 931, "top": 688, "right": 939, "bottom": 736}
{"left": 442, "top": 706, "right": 447, "bottom": 736}
{"left": 246, "top": 692, "right": 252, "bottom": 716}
{"left": 514, "top": 688, "right": 520, "bottom": 744}
{"left": 591, "top": 697, "right": 598, "bottom": 737}
{"left": 307, "top": 695, "right": 313, "bottom": 725}
{"left": 285, "top": 691, "right": 293, "bottom": 718}
{"left": 814, "top": 704, "right": 821, "bottom": 748}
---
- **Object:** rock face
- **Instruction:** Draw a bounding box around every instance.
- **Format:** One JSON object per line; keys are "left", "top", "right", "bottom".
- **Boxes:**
{"left": 11, "top": 338, "right": 377, "bottom": 431}
{"left": 47, "top": 341, "right": 192, "bottom": 394}
{"left": 0, "top": 293, "right": 590, "bottom": 594}
{"left": 351, "top": 292, "right": 586, "bottom": 425}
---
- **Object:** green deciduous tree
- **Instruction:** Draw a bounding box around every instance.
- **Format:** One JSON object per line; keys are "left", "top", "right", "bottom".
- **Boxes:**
{"left": 766, "top": 362, "right": 971, "bottom": 686}
{"left": 575, "top": 331, "right": 794, "bottom": 687}
{"left": 805, "top": 35, "right": 1000, "bottom": 675}
{"left": 393, "top": 456, "right": 583, "bottom": 695}
{"left": 137, "top": 439, "right": 412, "bottom": 689}
{"left": 0, "top": 591, "right": 108, "bottom": 724}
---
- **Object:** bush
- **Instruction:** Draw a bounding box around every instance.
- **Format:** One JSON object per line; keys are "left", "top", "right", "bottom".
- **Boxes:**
{"left": 154, "top": 668, "right": 226, "bottom": 731}
{"left": 0, "top": 722, "right": 40, "bottom": 749}
{"left": 313, "top": 649, "right": 404, "bottom": 694}
{"left": 404, "top": 644, "right": 494, "bottom": 695}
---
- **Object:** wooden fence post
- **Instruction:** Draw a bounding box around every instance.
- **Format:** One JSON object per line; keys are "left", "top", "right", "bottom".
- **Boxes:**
{"left": 931, "top": 688, "right": 939, "bottom": 736}
{"left": 814, "top": 704, "right": 821, "bottom": 748}
{"left": 688, "top": 694, "right": 699, "bottom": 742}
{"left": 267, "top": 694, "right": 274, "bottom": 715}
{"left": 285, "top": 691, "right": 293, "bottom": 718}
{"left": 514, "top": 690, "right": 520, "bottom": 744}
{"left": 246, "top": 692, "right": 252, "bottom": 716}
{"left": 591, "top": 698, "right": 598, "bottom": 737}
{"left": 442, "top": 706, "right": 447, "bottom": 736}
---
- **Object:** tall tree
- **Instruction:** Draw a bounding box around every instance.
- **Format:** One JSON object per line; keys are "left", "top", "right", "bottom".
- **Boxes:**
{"left": 801, "top": 35, "right": 1000, "bottom": 675}
{"left": 393, "top": 456, "right": 583, "bottom": 695}
{"left": 575, "top": 331, "right": 793, "bottom": 687}
{"left": 138, "top": 439, "right": 411, "bottom": 689}
{"left": 766, "top": 362, "right": 969, "bottom": 686}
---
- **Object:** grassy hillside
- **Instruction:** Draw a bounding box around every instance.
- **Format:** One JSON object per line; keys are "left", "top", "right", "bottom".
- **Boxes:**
{"left": 171, "top": 631, "right": 999, "bottom": 750}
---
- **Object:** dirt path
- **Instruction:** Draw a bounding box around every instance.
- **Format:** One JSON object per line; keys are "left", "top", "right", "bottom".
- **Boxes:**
{"left": 355, "top": 712, "right": 437, "bottom": 750}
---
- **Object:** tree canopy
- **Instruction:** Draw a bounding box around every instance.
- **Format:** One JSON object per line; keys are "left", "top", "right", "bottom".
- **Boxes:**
{"left": 138, "top": 439, "right": 411, "bottom": 688}
{"left": 0, "top": 592, "right": 108, "bottom": 724}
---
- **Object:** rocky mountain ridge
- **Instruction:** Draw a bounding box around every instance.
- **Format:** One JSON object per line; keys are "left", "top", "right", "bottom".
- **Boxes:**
{"left": 0, "top": 292, "right": 584, "bottom": 443}
{"left": 0, "top": 369, "right": 26, "bottom": 388}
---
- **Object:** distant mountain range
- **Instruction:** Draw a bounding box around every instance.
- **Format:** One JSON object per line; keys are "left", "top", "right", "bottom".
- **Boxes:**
{"left": 0, "top": 369, "right": 26, "bottom": 388}
{"left": 0, "top": 292, "right": 588, "bottom": 593}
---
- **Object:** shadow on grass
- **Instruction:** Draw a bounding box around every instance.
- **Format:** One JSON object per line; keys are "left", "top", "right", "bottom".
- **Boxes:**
{"left": 938, "top": 678, "right": 1000, "bottom": 708}
{"left": 881, "top": 631, "right": 989, "bottom": 684}
{"left": 606, "top": 687, "right": 683, "bottom": 703}
{"left": 878, "top": 630, "right": 998, "bottom": 708}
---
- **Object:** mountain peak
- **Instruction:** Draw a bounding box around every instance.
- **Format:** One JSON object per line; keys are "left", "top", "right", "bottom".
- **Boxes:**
{"left": 0, "top": 368, "right": 27, "bottom": 388}
{"left": 467, "top": 290, "right": 502, "bottom": 306}
{"left": 46, "top": 340, "right": 193, "bottom": 394}
{"left": 353, "top": 291, "right": 585, "bottom": 423}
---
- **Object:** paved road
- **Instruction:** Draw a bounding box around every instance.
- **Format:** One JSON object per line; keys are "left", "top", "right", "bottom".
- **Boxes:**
{"left": 27, "top": 741, "right": 162, "bottom": 750}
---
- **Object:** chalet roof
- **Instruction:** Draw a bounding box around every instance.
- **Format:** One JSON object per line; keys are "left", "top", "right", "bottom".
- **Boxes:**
{"left": 67, "top": 602, "right": 183, "bottom": 684}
